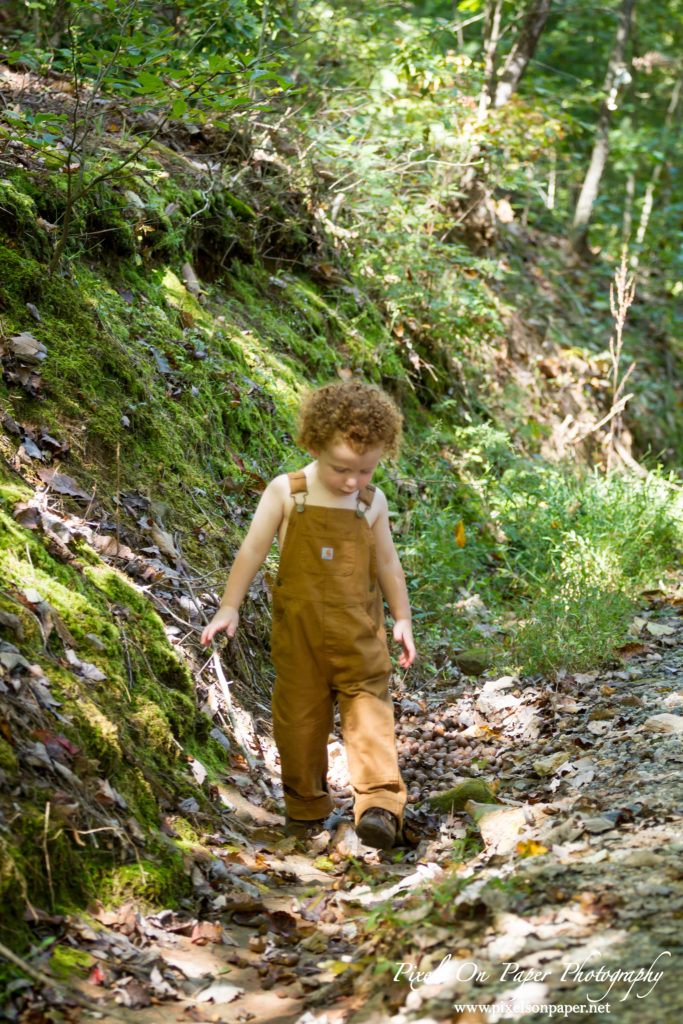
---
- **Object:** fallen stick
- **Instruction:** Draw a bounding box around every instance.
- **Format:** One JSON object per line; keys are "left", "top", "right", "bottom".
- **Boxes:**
{"left": 211, "top": 651, "right": 258, "bottom": 771}
{"left": 0, "top": 939, "right": 137, "bottom": 1023}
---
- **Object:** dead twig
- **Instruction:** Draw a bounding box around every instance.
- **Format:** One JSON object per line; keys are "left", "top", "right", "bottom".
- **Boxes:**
{"left": 567, "top": 391, "right": 634, "bottom": 446}
{"left": 0, "top": 939, "right": 138, "bottom": 1023}
{"left": 606, "top": 249, "right": 637, "bottom": 471}
{"left": 211, "top": 651, "right": 258, "bottom": 771}
{"left": 42, "top": 802, "right": 55, "bottom": 911}
{"left": 118, "top": 619, "right": 134, "bottom": 699}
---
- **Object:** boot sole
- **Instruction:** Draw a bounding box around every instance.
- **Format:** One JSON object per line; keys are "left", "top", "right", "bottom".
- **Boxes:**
{"left": 356, "top": 820, "right": 396, "bottom": 851}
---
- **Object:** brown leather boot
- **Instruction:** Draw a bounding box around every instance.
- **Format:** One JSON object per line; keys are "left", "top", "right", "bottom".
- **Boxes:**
{"left": 356, "top": 807, "right": 398, "bottom": 850}
{"left": 284, "top": 816, "right": 326, "bottom": 841}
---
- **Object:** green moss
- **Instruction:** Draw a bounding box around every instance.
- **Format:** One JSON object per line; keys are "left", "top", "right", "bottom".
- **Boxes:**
{"left": 50, "top": 945, "right": 94, "bottom": 979}
{"left": 75, "top": 704, "right": 124, "bottom": 775}
{"left": 0, "top": 738, "right": 18, "bottom": 774}
{"left": 128, "top": 703, "right": 179, "bottom": 760}
{"left": 104, "top": 855, "right": 189, "bottom": 908}
{"left": 224, "top": 191, "right": 257, "bottom": 220}
{"left": 185, "top": 729, "right": 229, "bottom": 774}
{"left": 169, "top": 819, "right": 203, "bottom": 845}
{"left": 145, "top": 639, "right": 192, "bottom": 692}
{"left": 0, "top": 144, "right": 520, "bottom": 952}
{"left": 0, "top": 838, "right": 30, "bottom": 947}
{"left": 164, "top": 692, "right": 198, "bottom": 740}
{"left": 0, "top": 177, "right": 49, "bottom": 258}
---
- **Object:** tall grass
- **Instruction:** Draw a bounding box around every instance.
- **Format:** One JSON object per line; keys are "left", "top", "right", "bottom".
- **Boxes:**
{"left": 395, "top": 424, "right": 683, "bottom": 677}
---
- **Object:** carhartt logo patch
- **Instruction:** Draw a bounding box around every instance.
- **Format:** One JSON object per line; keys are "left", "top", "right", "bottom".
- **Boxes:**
{"left": 321, "top": 547, "right": 334, "bottom": 560}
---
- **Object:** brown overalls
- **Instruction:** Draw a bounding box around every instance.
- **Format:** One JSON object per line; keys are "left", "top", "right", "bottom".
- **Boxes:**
{"left": 271, "top": 472, "right": 407, "bottom": 826}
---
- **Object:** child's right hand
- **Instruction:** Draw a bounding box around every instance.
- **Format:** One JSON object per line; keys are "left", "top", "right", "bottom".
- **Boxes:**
{"left": 201, "top": 606, "right": 239, "bottom": 646}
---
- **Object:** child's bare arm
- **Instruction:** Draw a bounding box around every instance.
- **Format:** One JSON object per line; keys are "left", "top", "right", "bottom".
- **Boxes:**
{"left": 372, "top": 492, "right": 416, "bottom": 667}
{"left": 201, "top": 476, "right": 287, "bottom": 645}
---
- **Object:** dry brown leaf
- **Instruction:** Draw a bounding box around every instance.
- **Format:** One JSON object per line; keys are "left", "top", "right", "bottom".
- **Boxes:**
{"left": 9, "top": 332, "right": 47, "bottom": 363}
{"left": 36, "top": 467, "right": 92, "bottom": 500}
{"left": 190, "top": 920, "right": 224, "bottom": 945}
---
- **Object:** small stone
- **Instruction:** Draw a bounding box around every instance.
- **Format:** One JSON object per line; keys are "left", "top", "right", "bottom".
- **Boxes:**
{"left": 643, "top": 714, "right": 683, "bottom": 734}
{"left": 453, "top": 647, "right": 495, "bottom": 675}
{"left": 533, "top": 751, "right": 573, "bottom": 776}
{"left": 582, "top": 816, "right": 616, "bottom": 834}
{"left": 178, "top": 797, "right": 200, "bottom": 814}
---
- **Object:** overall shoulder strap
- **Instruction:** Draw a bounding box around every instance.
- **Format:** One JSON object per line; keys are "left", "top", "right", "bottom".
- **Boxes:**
{"left": 288, "top": 471, "right": 307, "bottom": 510}
{"left": 356, "top": 483, "right": 376, "bottom": 516}
{"left": 288, "top": 471, "right": 308, "bottom": 494}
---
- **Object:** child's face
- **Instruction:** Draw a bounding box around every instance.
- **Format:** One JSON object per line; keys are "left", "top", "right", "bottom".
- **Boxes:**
{"left": 310, "top": 436, "right": 384, "bottom": 498}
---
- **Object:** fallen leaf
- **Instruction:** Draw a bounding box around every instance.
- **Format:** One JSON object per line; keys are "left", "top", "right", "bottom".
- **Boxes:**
{"left": 181, "top": 262, "right": 202, "bottom": 296}
{"left": 516, "top": 839, "right": 548, "bottom": 857}
{"left": 9, "top": 332, "right": 47, "bottom": 363}
{"left": 95, "top": 777, "right": 128, "bottom": 809}
{"left": 20, "top": 437, "right": 44, "bottom": 460}
{"left": 149, "top": 965, "right": 180, "bottom": 998}
{"left": 65, "top": 647, "right": 106, "bottom": 682}
{"left": 114, "top": 977, "right": 151, "bottom": 1009}
{"left": 582, "top": 816, "right": 616, "bottom": 834}
{"left": 88, "top": 964, "right": 109, "bottom": 986}
{"left": 13, "top": 503, "right": 41, "bottom": 529}
{"left": 646, "top": 621, "right": 676, "bottom": 637}
{"left": 36, "top": 468, "right": 92, "bottom": 500}
{"left": 466, "top": 802, "right": 528, "bottom": 854}
{"left": 188, "top": 756, "right": 207, "bottom": 786}
{"left": 91, "top": 535, "right": 136, "bottom": 560}
{"left": 195, "top": 981, "right": 244, "bottom": 1003}
{"left": 150, "top": 521, "right": 178, "bottom": 559}
{"left": 0, "top": 609, "right": 23, "bottom": 638}
{"left": 191, "top": 920, "right": 223, "bottom": 945}
{"left": 0, "top": 642, "right": 31, "bottom": 672}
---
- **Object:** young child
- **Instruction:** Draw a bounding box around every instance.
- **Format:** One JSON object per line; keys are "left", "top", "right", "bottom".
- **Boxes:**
{"left": 201, "top": 381, "right": 415, "bottom": 850}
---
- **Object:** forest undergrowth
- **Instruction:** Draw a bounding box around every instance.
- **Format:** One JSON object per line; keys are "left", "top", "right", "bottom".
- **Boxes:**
{"left": 0, "top": 2, "right": 682, "bottom": 1018}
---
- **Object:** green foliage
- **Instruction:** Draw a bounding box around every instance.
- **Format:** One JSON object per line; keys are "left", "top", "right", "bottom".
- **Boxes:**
{"left": 0, "top": 0, "right": 293, "bottom": 267}
{"left": 497, "top": 466, "right": 683, "bottom": 672}
{"left": 394, "top": 416, "right": 683, "bottom": 674}
{"left": 512, "top": 574, "right": 634, "bottom": 675}
{"left": 495, "top": 466, "right": 682, "bottom": 589}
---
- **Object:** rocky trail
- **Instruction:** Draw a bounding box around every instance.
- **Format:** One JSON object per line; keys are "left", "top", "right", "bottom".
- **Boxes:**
{"left": 3, "top": 555, "right": 681, "bottom": 1024}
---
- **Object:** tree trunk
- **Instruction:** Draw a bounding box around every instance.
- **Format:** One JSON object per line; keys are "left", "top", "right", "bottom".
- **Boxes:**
{"left": 48, "top": 0, "right": 71, "bottom": 47}
{"left": 477, "top": 0, "right": 504, "bottom": 122}
{"left": 492, "top": 0, "right": 553, "bottom": 109}
{"left": 623, "top": 170, "right": 635, "bottom": 242}
{"left": 571, "top": 0, "right": 637, "bottom": 252}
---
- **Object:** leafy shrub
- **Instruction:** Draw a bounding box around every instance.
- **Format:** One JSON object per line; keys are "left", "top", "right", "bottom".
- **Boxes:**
{"left": 512, "top": 572, "right": 635, "bottom": 675}
{"left": 394, "top": 420, "right": 683, "bottom": 676}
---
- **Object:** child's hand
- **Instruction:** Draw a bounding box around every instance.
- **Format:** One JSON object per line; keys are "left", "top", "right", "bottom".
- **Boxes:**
{"left": 201, "top": 606, "right": 239, "bottom": 646}
{"left": 393, "top": 618, "right": 415, "bottom": 668}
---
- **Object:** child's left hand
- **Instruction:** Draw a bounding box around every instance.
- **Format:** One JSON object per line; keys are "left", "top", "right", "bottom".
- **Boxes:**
{"left": 393, "top": 618, "right": 416, "bottom": 668}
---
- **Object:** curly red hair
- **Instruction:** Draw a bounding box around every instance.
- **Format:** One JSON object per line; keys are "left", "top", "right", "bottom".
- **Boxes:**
{"left": 297, "top": 381, "right": 403, "bottom": 456}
